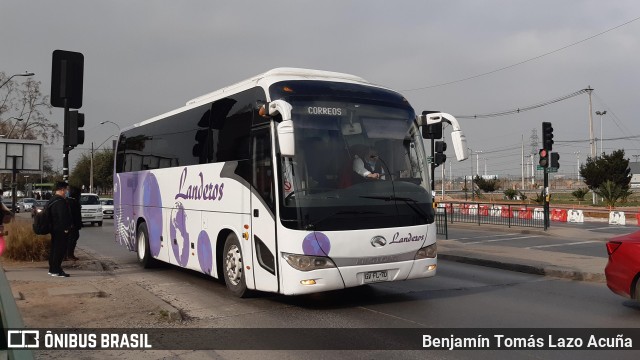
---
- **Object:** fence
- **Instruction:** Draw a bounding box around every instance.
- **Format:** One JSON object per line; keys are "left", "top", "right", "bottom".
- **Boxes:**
{"left": 434, "top": 208, "right": 448, "bottom": 238}
{"left": 436, "top": 202, "right": 545, "bottom": 229}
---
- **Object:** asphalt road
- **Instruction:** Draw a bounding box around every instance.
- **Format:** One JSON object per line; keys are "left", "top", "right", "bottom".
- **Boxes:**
{"left": 445, "top": 221, "right": 638, "bottom": 258}
{"left": 64, "top": 218, "right": 640, "bottom": 359}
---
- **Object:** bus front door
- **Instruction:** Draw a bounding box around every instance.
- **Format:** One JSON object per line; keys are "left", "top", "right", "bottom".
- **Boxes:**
{"left": 249, "top": 127, "right": 279, "bottom": 293}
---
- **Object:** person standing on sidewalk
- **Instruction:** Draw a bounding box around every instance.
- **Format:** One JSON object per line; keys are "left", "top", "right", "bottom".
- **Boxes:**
{"left": 48, "top": 181, "right": 73, "bottom": 277}
{"left": 66, "top": 185, "right": 82, "bottom": 261}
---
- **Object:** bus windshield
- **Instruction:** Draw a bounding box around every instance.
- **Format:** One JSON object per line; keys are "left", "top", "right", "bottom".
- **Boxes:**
{"left": 278, "top": 98, "right": 433, "bottom": 231}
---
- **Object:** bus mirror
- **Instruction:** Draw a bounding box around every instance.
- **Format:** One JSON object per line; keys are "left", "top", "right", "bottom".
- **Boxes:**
{"left": 341, "top": 123, "right": 362, "bottom": 135}
{"left": 268, "top": 100, "right": 293, "bottom": 121}
{"left": 277, "top": 120, "right": 295, "bottom": 156}
{"left": 451, "top": 130, "right": 469, "bottom": 161}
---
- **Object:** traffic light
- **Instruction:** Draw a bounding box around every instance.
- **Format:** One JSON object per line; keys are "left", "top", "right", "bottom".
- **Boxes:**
{"left": 65, "top": 110, "right": 85, "bottom": 148}
{"left": 539, "top": 148, "right": 549, "bottom": 168}
{"left": 434, "top": 141, "right": 447, "bottom": 167}
{"left": 550, "top": 152, "right": 560, "bottom": 169}
{"left": 542, "top": 121, "right": 554, "bottom": 151}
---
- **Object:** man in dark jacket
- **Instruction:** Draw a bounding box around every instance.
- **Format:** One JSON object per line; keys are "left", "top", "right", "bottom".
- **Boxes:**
{"left": 48, "top": 181, "right": 73, "bottom": 277}
{"left": 66, "top": 186, "right": 82, "bottom": 260}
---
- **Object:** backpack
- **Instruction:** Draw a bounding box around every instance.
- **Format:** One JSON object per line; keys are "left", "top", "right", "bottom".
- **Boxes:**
{"left": 33, "top": 199, "right": 61, "bottom": 235}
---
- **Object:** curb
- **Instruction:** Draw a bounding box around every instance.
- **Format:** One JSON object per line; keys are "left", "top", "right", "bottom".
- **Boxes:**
{"left": 439, "top": 253, "right": 606, "bottom": 283}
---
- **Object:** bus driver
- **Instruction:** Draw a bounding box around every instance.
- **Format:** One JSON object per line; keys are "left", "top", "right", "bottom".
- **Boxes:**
{"left": 352, "top": 145, "right": 385, "bottom": 180}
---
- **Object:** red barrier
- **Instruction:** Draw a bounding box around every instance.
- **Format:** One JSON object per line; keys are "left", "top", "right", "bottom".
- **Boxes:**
{"left": 445, "top": 203, "right": 453, "bottom": 214}
{"left": 518, "top": 207, "right": 533, "bottom": 220}
{"left": 479, "top": 205, "right": 489, "bottom": 216}
{"left": 501, "top": 207, "right": 513, "bottom": 218}
{"left": 461, "top": 204, "right": 470, "bottom": 215}
{"left": 551, "top": 209, "right": 568, "bottom": 222}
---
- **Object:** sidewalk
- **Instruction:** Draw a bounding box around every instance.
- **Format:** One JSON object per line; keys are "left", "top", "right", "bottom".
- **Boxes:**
{"left": 438, "top": 222, "right": 614, "bottom": 282}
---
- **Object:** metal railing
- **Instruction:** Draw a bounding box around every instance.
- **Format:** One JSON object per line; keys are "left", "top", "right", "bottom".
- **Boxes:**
{"left": 436, "top": 202, "right": 545, "bottom": 229}
{"left": 434, "top": 208, "right": 448, "bottom": 238}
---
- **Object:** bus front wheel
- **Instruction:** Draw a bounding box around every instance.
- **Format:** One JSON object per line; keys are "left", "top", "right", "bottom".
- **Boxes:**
{"left": 223, "top": 233, "right": 250, "bottom": 297}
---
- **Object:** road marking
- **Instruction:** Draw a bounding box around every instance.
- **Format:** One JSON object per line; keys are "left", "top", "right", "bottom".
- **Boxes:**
{"left": 526, "top": 240, "right": 599, "bottom": 249}
{"left": 464, "top": 235, "right": 541, "bottom": 245}
{"left": 588, "top": 226, "right": 627, "bottom": 231}
{"left": 447, "top": 233, "right": 520, "bottom": 241}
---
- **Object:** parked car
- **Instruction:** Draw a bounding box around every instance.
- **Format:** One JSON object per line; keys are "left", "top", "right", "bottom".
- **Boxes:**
{"left": 100, "top": 198, "right": 114, "bottom": 219}
{"left": 79, "top": 193, "right": 103, "bottom": 226}
{"left": 31, "top": 200, "right": 49, "bottom": 218}
{"left": 605, "top": 230, "right": 640, "bottom": 302}
{"left": 17, "top": 198, "right": 37, "bottom": 212}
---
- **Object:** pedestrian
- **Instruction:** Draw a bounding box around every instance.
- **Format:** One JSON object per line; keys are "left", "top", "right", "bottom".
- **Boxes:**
{"left": 48, "top": 181, "right": 73, "bottom": 277}
{"left": 66, "top": 185, "right": 82, "bottom": 261}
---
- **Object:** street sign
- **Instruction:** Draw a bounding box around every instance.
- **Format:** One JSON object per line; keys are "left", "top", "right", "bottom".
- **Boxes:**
{"left": 547, "top": 167, "right": 558, "bottom": 173}
{"left": 537, "top": 165, "right": 544, "bottom": 170}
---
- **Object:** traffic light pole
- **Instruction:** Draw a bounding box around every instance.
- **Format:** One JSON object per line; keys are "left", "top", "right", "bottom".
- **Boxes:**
{"left": 430, "top": 137, "right": 435, "bottom": 193}
{"left": 543, "top": 167, "right": 549, "bottom": 230}
{"left": 63, "top": 98, "right": 70, "bottom": 182}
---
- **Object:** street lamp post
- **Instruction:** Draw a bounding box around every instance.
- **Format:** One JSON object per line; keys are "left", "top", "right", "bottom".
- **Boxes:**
{"left": 6, "top": 117, "right": 24, "bottom": 138}
{"left": 90, "top": 121, "right": 121, "bottom": 194}
{"left": 0, "top": 72, "right": 35, "bottom": 89}
{"left": 100, "top": 121, "right": 121, "bottom": 133}
{"left": 596, "top": 110, "right": 607, "bottom": 157}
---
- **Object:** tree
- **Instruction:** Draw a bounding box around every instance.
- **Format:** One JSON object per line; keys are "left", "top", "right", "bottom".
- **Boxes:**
{"left": 594, "top": 180, "right": 624, "bottom": 209}
{"left": 580, "top": 150, "right": 631, "bottom": 193}
{"left": 0, "top": 72, "right": 61, "bottom": 143}
{"left": 473, "top": 175, "right": 500, "bottom": 201}
{"left": 571, "top": 188, "right": 589, "bottom": 201}
{"left": 69, "top": 149, "right": 114, "bottom": 193}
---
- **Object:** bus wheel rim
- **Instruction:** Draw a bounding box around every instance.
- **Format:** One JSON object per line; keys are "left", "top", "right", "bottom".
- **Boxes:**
{"left": 225, "top": 244, "right": 242, "bottom": 285}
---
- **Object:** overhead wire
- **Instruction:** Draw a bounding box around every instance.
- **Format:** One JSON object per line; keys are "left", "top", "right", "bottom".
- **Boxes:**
{"left": 402, "top": 15, "right": 640, "bottom": 91}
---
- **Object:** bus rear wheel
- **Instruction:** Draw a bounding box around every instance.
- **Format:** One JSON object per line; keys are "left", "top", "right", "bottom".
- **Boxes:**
{"left": 223, "top": 233, "right": 250, "bottom": 297}
{"left": 136, "top": 222, "right": 156, "bottom": 268}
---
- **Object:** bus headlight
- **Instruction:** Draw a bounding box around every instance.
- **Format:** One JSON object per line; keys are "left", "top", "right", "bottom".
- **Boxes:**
{"left": 282, "top": 253, "right": 336, "bottom": 272}
{"left": 415, "top": 243, "right": 437, "bottom": 259}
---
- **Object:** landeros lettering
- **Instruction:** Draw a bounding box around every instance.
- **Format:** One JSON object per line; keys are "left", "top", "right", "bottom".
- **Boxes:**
{"left": 175, "top": 167, "right": 224, "bottom": 201}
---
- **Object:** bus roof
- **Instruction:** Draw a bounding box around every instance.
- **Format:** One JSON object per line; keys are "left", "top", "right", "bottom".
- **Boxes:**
{"left": 186, "top": 67, "right": 373, "bottom": 106}
{"left": 123, "top": 68, "right": 383, "bottom": 133}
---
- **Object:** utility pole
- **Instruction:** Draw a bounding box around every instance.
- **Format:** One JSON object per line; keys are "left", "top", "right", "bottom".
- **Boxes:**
{"left": 521, "top": 134, "right": 525, "bottom": 190}
{"left": 585, "top": 86, "right": 596, "bottom": 205}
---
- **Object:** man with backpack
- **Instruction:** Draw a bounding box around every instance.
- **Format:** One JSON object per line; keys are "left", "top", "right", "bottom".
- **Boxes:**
{"left": 48, "top": 181, "right": 74, "bottom": 277}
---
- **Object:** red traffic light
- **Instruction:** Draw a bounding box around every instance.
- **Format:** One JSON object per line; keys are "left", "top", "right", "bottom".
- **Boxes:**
{"left": 539, "top": 148, "right": 549, "bottom": 167}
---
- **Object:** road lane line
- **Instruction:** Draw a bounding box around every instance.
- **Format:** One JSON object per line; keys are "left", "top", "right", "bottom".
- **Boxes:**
{"left": 464, "top": 235, "right": 541, "bottom": 245}
{"left": 446, "top": 233, "right": 520, "bottom": 241}
{"left": 526, "top": 240, "right": 599, "bottom": 249}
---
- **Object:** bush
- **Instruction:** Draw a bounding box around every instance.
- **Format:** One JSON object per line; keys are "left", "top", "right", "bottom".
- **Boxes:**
{"left": 504, "top": 189, "right": 518, "bottom": 200}
{"left": 572, "top": 188, "right": 589, "bottom": 201}
{"left": 1, "top": 220, "right": 51, "bottom": 261}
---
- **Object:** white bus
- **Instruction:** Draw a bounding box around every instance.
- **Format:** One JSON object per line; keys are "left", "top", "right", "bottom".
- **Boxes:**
{"left": 113, "top": 68, "right": 468, "bottom": 297}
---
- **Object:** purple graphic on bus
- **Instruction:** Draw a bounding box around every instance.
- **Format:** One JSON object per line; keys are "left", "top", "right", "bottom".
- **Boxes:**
{"left": 142, "top": 173, "right": 163, "bottom": 257}
{"left": 170, "top": 202, "right": 190, "bottom": 267}
{"left": 302, "top": 232, "right": 331, "bottom": 256}
{"left": 197, "top": 231, "right": 213, "bottom": 275}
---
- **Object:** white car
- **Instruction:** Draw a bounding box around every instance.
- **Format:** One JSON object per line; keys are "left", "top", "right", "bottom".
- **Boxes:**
{"left": 100, "top": 198, "right": 114, "bottom": 219}
{"left": 18, "top": 198, "right": 37, "bottom": 212}
{"left": 79, "top": 193, "right": 103, "bottom": 226}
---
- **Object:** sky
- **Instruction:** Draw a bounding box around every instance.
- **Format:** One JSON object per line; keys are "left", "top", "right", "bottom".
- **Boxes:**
{"left": 2, "top": 0, "right": 639, "bottom": 184}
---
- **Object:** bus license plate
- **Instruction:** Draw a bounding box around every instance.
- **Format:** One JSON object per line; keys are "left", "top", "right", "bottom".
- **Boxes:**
{"left": 363, "top": 270, "right": 388, "bottom": 283}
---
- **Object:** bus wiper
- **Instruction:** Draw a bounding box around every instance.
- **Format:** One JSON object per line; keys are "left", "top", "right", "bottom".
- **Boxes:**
{"left": 305, "top": 210, "right": 384, "bottom": 230}
{"left": 359, "top": 196, "right": 434, "bottom": 223}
